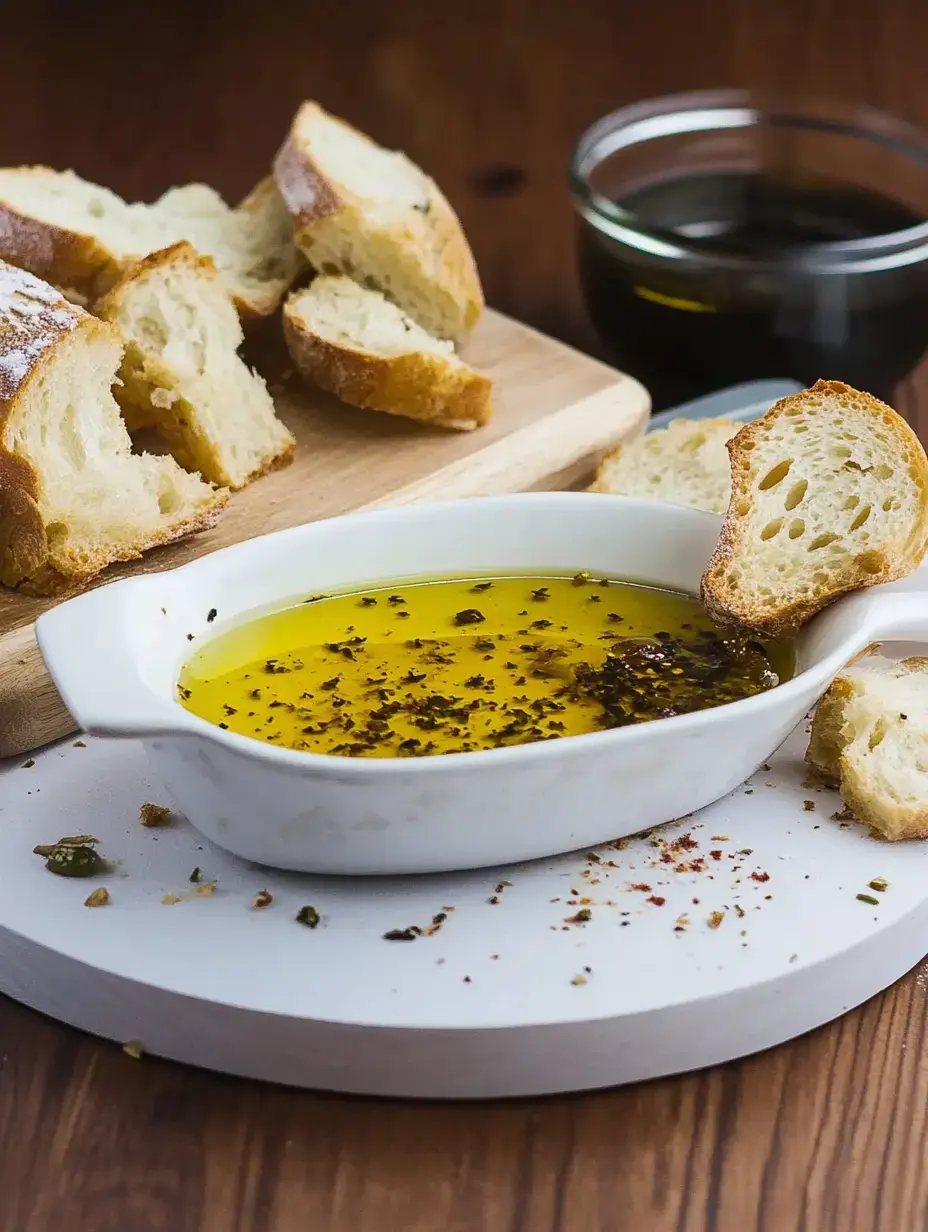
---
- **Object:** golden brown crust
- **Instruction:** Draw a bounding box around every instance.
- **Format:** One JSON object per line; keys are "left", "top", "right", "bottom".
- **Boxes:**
{"left": 806, "top": 675, "right": 856, "bottom": 781}
{"left": 273, "top": 103, "right": 484, "bottom": 341}
{"left": 9, "top": 494, "right": 227, "bottom": 597}
{"left": 701, "top": 380, "right": 928, "bottom": 635}
{"left": 0, "top": 167, "right": 130, "bottom": 300}
{"left": 282, "top": 299, "right": 492, "bottom": 431}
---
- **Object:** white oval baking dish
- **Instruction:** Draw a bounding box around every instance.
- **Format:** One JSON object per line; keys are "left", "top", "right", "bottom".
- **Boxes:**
{"left": 37, "top": 494, "right": 928, "bottom": 874}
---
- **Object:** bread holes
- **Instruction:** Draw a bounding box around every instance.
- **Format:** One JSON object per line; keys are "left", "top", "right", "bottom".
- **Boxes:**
{"left": 760, "top": 518, "right": 783, "bottom": 541}
{"left": 788, "top": 519, "right": 806, "bottom": 539}
{"left": 758, "top": 460, "right": 792, "bottom": 490}
{"left": 808, "top": 532, "right": 840, "bottom": 551}
{"left": 850, "top": 505, "right": 872, "bottom": 531}
{"left": 875, "top": 464, "right": 893, "bottom": 480}
{"left": 844, "top": 494, "right": 859, "bottom": 510}
{"left": 857, "top": 550, "right": 884, "bottom": 574}
{"left": 868, "top": 718, "right": 888, "bottom": 751}
{"left": 784, "top": 479, "right": 807, "bottom": 511}
{"left": 883, "top": 498, "right": 897, "bottom": 512}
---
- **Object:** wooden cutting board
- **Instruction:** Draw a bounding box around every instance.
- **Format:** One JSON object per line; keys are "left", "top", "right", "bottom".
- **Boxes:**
{"left": 0, "top": 309, "right": 649, "bottom": 758}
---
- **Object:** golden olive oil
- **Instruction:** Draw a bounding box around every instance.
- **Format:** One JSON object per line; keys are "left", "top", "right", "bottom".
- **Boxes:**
{"left": 178, "top": 574, "right": 793, "bottom": 758}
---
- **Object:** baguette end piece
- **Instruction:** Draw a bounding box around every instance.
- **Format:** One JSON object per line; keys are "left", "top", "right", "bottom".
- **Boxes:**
{"left": 807, "top": 654, "right": 928, "bottom": 841}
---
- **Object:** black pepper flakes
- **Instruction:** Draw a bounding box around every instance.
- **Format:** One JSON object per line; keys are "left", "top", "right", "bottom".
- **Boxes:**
{"left": 453, "top": 609, "right": 485, "bottom": 626}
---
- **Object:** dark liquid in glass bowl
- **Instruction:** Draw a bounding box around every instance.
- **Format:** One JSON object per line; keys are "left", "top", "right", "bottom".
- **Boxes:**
{"left": 579, "top": 171, "right": 928, "bottom": 410}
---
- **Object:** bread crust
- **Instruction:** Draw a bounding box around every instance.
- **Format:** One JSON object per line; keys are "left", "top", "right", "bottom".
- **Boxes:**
{"left": 0, "top": 166, "right": 126, "bottom": 301}
{"left": 273, "top": 103, "right": 484, "bottom": 342}
{"left": 283, "top": 293, "right": 491, "bottom": 431}
{"left": 0, "top": 261, "right": 225, "bottom": 596}
{"left": 0, "top": 168, "right": 301, "bottom": 322}
{"left": 701, "top": 381, "right": 928, "bottom": 635}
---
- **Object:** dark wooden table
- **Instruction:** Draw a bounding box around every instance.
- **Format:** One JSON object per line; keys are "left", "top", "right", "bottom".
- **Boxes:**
{"left": 4, "top": 2, "right": 928, "bottom": 1228}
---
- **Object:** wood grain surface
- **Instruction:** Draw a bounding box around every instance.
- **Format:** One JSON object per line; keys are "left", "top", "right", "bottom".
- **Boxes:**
{"left": 3, "top": 1, "right": 928, "bottom": 1229}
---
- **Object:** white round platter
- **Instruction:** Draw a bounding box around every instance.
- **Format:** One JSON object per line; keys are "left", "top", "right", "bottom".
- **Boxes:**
{"left": 2, "top": 677, "right": 927, "bottom": 1100}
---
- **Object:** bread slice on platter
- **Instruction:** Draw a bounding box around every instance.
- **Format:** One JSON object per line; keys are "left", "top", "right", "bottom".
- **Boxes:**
{"left": 807, "top": 653, "right": 928, "bottom": 840}
{"left": 701, "top": 381, "right": 928, "bottom": 635}
{"left": 274, "top": 102, "right": 483, "bottom": 343}
{"left": 592, "top": 417, "right": 740, "bottom": 513}
{"left": 96, "top": 243, "right": 295, "bottom": 489}
{"left": 283, "top": 276, "right": 492, "bottom": 431}
{"left": 0, "top": 261, "right": 226, "bottom": 595}
{"left": 0, "top": 167, "right": 301, "bottom": 317}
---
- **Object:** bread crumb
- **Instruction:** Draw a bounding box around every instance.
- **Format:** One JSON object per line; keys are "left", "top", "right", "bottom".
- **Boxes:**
{"left": 150, "top": 386, "right": 178, "bottom": 409}
{"left": 84, "top": 887, "right": 110, "bottom": 907}
{"left": 252, "top": 889, "right": 273, "bottom": 909}
{"left": 161, "top": 893, "right": 181, "bottom": 905}
{"left": 122, "top": 1040, "right": 144, "bottom": 1060}
{"left": 194, "top": 882, "right": 217, "bottom": 897}
{"left": 570, "top": 974, "right": 588, "bottom": 986}
{"left": 707, "top": 910, "right": 725, "bottom": 929}
{"left": 140, "top": 802, "right": 172, "bottom": 828}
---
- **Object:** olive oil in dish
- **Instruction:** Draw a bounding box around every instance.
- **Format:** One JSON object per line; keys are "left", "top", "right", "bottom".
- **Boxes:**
{"left": 178, "top": 574, "right": 793, "bottom": 757}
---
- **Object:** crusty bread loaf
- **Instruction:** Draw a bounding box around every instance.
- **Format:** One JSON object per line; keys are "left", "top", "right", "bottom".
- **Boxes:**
{"left": 701, "top": 382, "right": 928, "bottom": 635}
{"left": 807, "top": 653, "right": 928, "bottom": 840}
{"left": 96, "top": 243, "right": 295, "bottom": 489}
{"left": 0, "top": 167, "right": 301, "bottom": 318}
{"left": 274, "top": 102, "right": 483, "bottom": 343}
{"left": 283, "top": 276, "right": 491, "bottom": 430}
{"left": 591, "top": 418, "right": 740, "bottom": 513}
{"left": 0, "top": 260, "right": 226, "bottom": 595}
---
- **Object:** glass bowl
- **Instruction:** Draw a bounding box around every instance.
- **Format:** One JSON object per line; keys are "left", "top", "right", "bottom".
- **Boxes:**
{"left": 570, "top": 90, "right": 928, "bottom": 410}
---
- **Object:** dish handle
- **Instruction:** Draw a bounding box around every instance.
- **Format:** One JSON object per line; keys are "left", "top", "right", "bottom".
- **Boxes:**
{"left": 35, "top": 580, "right": 195, "bottom": 739}
{"left": 852, "top": 579, "right": 928, "bottom": 645}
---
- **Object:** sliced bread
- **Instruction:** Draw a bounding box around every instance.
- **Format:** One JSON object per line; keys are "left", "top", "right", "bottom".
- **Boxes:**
{"left": 701, "top": 381, "right": 928, "bottom": 635}
{"left": 283, "top": 276, "right": 492, "bottom": 431}
{"left": 0, "top": 260, "right": 226, "bottom": 595}
{"left": 591, "top": 417, "right": 741, "bottom": 513}
{"left": 274, "top": 102, "right": 483, "bottom": 343}
{"left": 96, "top": 243, "right": 295, "bottom": 489}
{"left": 807, "top": 653, "right": 928, "bottom": 840}
{"left": 0, "top": 166, "right": 301, "bottom": 317}
{"left": 154, "top": 178, "right": 304, "bottom": 319}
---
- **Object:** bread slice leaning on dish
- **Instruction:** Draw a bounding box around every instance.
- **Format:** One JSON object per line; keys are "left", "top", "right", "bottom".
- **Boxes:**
{"left": 701, "top": 381, "right": 928, "bottom": 635}
{"left": 283, "top": 276, "right": 492, "bottom": 430}
{"left": 0, "top": 260, "right": 226, "bottom": 595}
{"left": 0, "top": 166, "right": 302, "bottom": 318}
{"left": 96, "top": 243, "right": 295, "bottom": 489}
{"left": 274, "top": 101, "right": 484, "bottom": 343}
